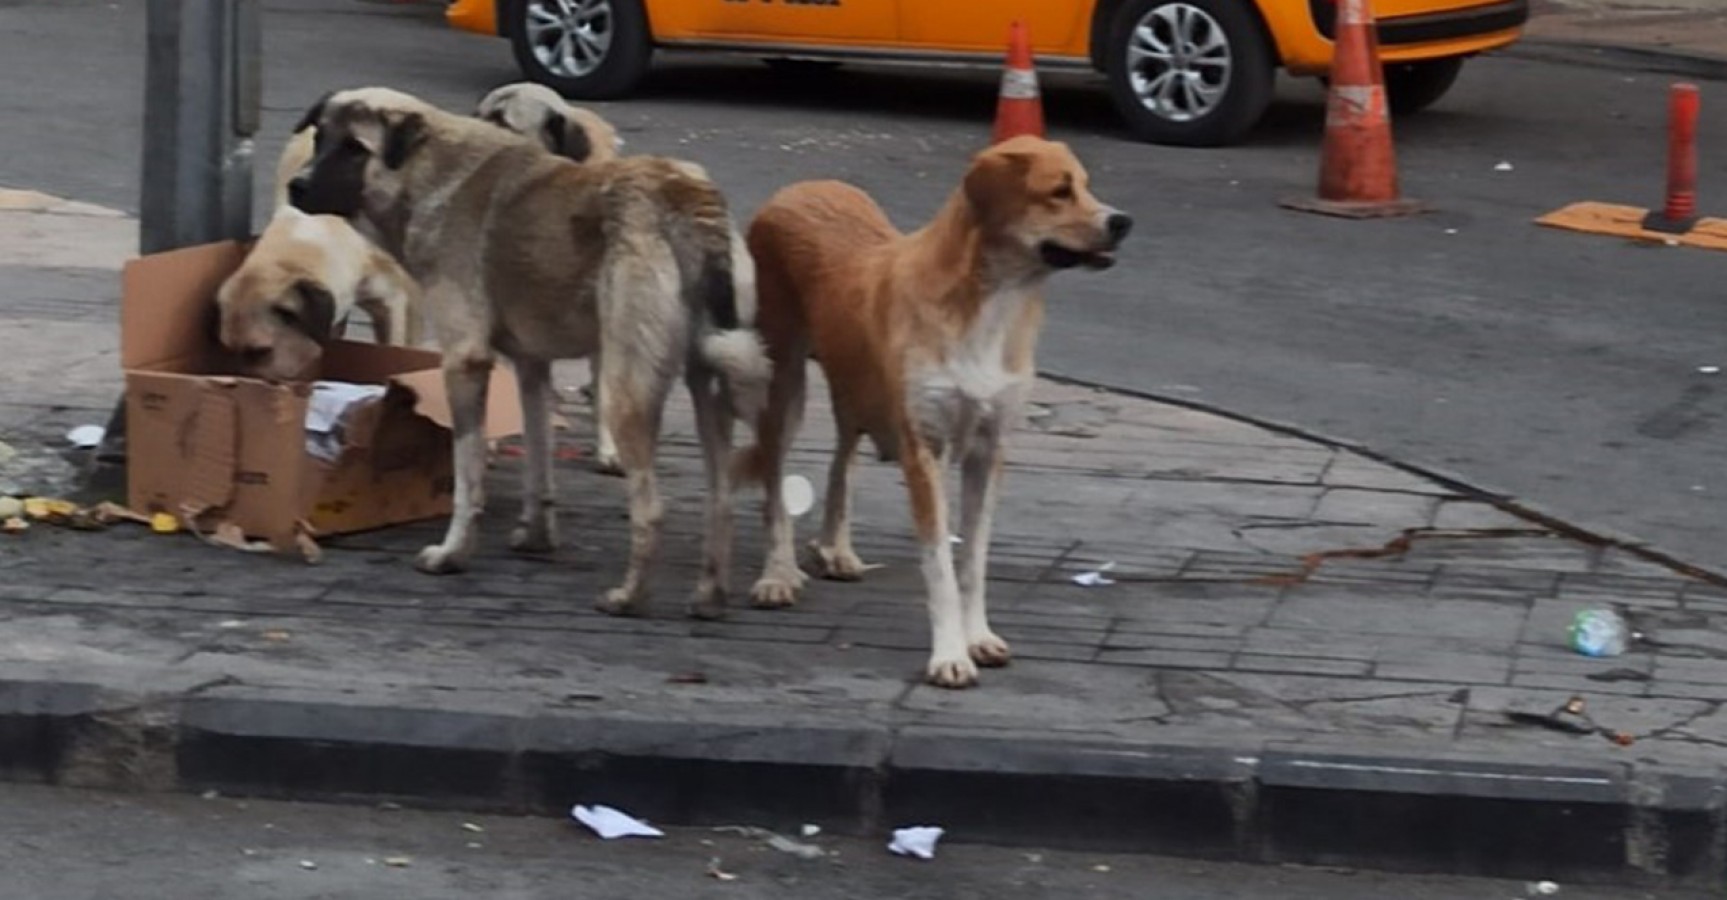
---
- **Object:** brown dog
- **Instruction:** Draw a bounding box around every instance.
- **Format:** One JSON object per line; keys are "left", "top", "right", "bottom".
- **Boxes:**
{"left": 737, "top": 135, "right": 1131, "bottom": 688}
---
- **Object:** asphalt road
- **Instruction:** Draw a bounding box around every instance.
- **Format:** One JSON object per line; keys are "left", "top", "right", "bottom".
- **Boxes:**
{"left": 0, "top": 783, "right": 1704, "bottom": 900}
{"left": 2, "top": 0, "right": 1725, "bottom": 570}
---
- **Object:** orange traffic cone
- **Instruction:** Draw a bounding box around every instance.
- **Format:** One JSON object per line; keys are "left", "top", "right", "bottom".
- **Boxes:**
{"left": 992, "top": 20, "right": 1045, "bottom": 144}
{"left": 1281, "top": 0, "right": 1425, "bottom": 218}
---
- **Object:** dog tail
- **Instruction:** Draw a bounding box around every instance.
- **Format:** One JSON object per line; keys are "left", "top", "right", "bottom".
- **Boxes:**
{"left": 672, "top": 178, "right": 773, "bottom": 425}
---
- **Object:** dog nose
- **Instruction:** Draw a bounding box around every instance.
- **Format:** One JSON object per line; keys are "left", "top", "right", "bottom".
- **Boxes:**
{"left": 286, "top": 177, "right": 310, "bottom": 209}
{"left": 1106, "top": 212, "right": 1134, "bottom": 244}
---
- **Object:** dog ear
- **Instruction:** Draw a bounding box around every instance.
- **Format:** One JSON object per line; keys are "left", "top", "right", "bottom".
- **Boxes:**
{"left": 545, "top": 111, "right": 593, "bottom": 163}
{"left": 382, "top": 112, "right": 427, "bottom": 170}
{"left": 291, "top": 279, "right": 339, "bottom": 340}
{"left": 962, "top": 150, "right": 1031, "bottom": 226}
{"left": 293, "top": 92, "right": 333, "bottom": 134}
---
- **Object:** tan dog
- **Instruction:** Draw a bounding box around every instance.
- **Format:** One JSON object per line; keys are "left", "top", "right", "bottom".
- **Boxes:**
{"left": 288, "top": 87, "right": 771, "bottom": 620}
{"left": 474, "top": 82, "right": 622, "bottom": 164}
{"left": 737, "top": 136, "right": 1132, "bottom": 688}
{"left": 215, "top": 204, "right": 422, "bottom": 382}
{"left": 472, "top": 83, "right": 753, "bottom": 481}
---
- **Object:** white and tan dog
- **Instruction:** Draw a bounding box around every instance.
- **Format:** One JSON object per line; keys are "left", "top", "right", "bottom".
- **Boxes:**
{"left": 737, "top": 136, "right": 1132, "bottom": 688}
{"left": 288, "top": 86, "right": 771, "bottom": 620}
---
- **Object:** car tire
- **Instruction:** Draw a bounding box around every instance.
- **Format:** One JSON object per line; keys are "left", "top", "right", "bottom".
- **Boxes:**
{"left": 1103, "top": 0, "right": 1275, "bottom": 147}
{"left": 507, "top": 0, "right": 652, "bottom": 100}
{"left": 1384, "top": 57, "right": 1464, "bottom": 116}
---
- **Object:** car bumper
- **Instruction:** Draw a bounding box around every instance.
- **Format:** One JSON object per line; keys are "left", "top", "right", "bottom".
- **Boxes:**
{"left": 1308, "top": 0, "right": 1528, "bottom": 45}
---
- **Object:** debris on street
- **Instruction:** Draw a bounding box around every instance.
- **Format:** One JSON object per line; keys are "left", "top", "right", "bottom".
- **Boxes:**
{"left": 712, "top": 825, "right": 826, "bottom": 859}
{"left": 1569, "top": 608, "right": 1629, "bottom": 657}
{"left": 65, "top": 424, "right": 105, "bottom": 448}
{"left": 1071, "top": 562, "right": 1116, "bottom": 587}
{"left": 707, "top": 857, "right": 738, "bottom": 881}
{"left": 571, "top": 804, "right": 664, "bottom": 839}
{"left": 888, "top": 826, "right": 944, "bottom": 860}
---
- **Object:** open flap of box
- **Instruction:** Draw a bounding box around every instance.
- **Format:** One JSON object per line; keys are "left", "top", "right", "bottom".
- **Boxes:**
{"left": 387, "top": 365, "right": 525, "bottom": 441}
{"left": 122, "top": 241, "right": 251, "bottom": 372}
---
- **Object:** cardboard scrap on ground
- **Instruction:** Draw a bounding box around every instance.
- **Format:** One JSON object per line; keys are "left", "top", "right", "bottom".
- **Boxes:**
{"left": 1536, "top": 201, "right": 1727, "bottom": 251}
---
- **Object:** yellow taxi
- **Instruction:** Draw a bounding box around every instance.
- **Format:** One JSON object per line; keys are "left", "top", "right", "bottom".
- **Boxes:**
{"left": 446, "top": 0, "right": 1528, "bottom": 146}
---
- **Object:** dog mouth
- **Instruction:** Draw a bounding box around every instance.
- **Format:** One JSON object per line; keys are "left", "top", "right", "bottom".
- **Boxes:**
{"left": 1039, "top": 241, "right": 1116, "bottom": 271}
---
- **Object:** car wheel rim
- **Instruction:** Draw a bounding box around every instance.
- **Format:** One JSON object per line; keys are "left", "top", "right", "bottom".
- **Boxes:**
{"left": 526, "top": 0, "right": 613, "bottom": 79}
{"left": 1125, "top": 3, "right": 1232, "bottom": 123}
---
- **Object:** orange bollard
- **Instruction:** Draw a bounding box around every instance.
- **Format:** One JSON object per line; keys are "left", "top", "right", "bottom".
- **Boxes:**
{"left": 992, "top": 21, "right": 1045, "bottom": 144}
{"left": 1644, "top": 83, "right": 1701, "bottom": 233}
{"left": 1281, "top": 0, "right": 1425, "bottom": 218}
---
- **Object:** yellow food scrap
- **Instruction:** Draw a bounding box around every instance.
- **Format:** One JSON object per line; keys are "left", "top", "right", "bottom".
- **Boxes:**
{"left": 150, "top": 512, "right": 181, "bottom": 534}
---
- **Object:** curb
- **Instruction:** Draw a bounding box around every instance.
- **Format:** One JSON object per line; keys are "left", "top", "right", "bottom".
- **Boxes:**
{"left": 1505, "top": 38, "right": 1727, "bottom": 81}
{"left": 1038, "top": 372, "right": 1727, "bottom": 588}
{"left": 3, "top": 675, "right": 1723, "bottom": 887}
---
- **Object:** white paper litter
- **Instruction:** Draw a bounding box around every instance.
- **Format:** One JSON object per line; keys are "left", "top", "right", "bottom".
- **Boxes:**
{"left": 801, "top": 824, "right": 821, "bottom": 838}
{"left": 1494, "top": 161, "right": 1515, "bottom": 172}
{"left": 781, "top": 474, "right": 814, "bottom": 517}
{"left": 304, "top": 381, "right": 387, "bottom": 463}
{"left": 888, "top": 826, "right": 944, "bottom": 859}
{"left": 1071, "top": 561, "right": 1117, "bottom": 587}
{"left": 66, "top": 424, "right": 105, "bottom": 449}
{"left": 571, "top": 804, "right": 664, "bottom": 839}
{"left": 1698, "top": 365, "right": 1720, "bottom": 375}
{"left": 1529, "top": 881, "right": 1560, "bottom": 896}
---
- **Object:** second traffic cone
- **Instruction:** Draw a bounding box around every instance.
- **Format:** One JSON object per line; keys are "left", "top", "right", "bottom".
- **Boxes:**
{"left": 1281, "top": 0, "right": 1425, "bottom": 218}
{"left": 992, "top": 20, "right": 1045, "bottom": 144}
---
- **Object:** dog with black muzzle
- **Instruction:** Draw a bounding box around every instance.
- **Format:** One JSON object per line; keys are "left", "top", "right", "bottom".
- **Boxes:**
{"left": 288, "top": 86, "right": 772, "bottom": 621}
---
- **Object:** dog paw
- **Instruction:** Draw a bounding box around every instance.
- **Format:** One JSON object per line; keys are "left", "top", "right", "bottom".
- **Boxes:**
{"left": 968, "top": 632, "right": 1012, "bottom": 668}
{"left": 595, "top": 587, "right": 646, "bottom": 618}
{"left": 414, "top": 544, "right": 468, "bottom": 575}
{"left": 592, "top": 451, "right": 626, "bottom": 478}
{"left": 925, "top": 654, "right": 980, "bottom": 689}
{"left": 509, "top": 522, "right": 556, "bottom": 555}
{"left": 688, "top": 585, "right": 728, "bottom": 621}
{"left": 812, "top": 544, "right": 869, "bottom": 581}
{"left": 749, "top": 572, "right": 804, "bottom": 609}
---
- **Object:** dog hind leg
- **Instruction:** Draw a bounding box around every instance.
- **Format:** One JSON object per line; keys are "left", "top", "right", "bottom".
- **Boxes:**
{"left": 746, "top": 334, "right": 809, "bottom": 608}
{"left": 687, "top": 363, "right": 736, "bottom": 620}
{"left": 509, "top": 357, "right": 558, "bottom": 554}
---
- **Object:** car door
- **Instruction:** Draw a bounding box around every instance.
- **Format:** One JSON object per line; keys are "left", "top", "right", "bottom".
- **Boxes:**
{"left": 896, "top": 0, "right": 1090, "bottom": 57}
{"left": 650, "top": 0, "right": 897, "bottom": 45}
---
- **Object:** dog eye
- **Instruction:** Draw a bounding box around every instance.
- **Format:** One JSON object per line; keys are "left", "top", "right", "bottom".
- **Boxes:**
{"left": 272, "top": 306, "right": 302, "bottom": 327}
{"left": 1051, "top": 185, "right": 1075, "bottom": 201}
{"left": 342, "top": 136, "right": 369, "bottom": 156}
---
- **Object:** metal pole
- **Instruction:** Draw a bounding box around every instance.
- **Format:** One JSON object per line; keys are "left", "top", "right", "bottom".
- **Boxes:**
{"left": 80, "top": 0, "right": 261, "bottom": 501}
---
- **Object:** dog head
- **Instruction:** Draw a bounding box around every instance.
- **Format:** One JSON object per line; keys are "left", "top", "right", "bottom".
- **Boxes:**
{"left": 962, "top": 135, "right": 1132, "bottom": 272}
{"left": 474, "top": 82, "right": 622, "bottom": 164}
{"left": 286, "top": 87, "right": 438, "bottom": 221}
{"left": 213, "top": 208, "right": 347, "bottom": 382}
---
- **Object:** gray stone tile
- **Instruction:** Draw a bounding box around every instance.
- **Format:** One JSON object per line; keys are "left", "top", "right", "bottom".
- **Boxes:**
{"left": 1271, "top": 586, "right": 1528, "bottom": 641}
{"left": 1241, "top": 627, "right": 1381, "bottom": 661}
{"left": 1233, "top": 654, "right": 1371, "bottom": 677}
{"left": 1310, "top": 488, "right": 1441, "bottom": 529}
{"left": 1095, "top": 648, "right": 1235, "bottom": 670}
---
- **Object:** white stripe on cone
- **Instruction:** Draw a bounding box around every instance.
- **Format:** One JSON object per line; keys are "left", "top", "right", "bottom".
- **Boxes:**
{"left": 1000, "top": 67, "right": 1040, "bottom": 100}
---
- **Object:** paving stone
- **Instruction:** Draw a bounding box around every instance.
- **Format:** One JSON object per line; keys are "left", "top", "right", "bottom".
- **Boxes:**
{"left": 1310, "top": 488, "right": 1441, "bottom": 529}
{"left": 1232, "top": 654, "right": 1371, "bottom": 677}
{"left": 1321, "top": 452, "right": 1457, "bottom": 495}
{"left": 1240, "top": 628, "right": 1381, "bottom": 662}
{"left": 1430, "top": 500, "right": 1545, "bottom": 532}
{"left": 1272, "top": 585, "right": 1529, "bottom": 641}
{"left": 1095, "top": 649, "right": 1236, "bottom": 670}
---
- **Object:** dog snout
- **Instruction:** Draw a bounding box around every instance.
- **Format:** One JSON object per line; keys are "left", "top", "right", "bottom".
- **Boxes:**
{"left": 1105, "top": 212, "right": 1134, "bottom": 246}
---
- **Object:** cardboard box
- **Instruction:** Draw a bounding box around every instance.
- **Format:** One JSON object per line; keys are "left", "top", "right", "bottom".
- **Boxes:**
{"left": 120, "top": 240, "right": 522, "bottom": 555}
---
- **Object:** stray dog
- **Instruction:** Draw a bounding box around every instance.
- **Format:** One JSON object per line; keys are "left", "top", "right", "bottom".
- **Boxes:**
{"left": 215, "top": 204, "right": 421, "bottom": 382}
{"left": 209, "top": 115, "right": 424, "bottom": 382}
{"left": 736, "top": 136, "right": 1132, "bottom": 688}
{"left": 473, "top": 82, "right": 750, "bottom": 480}
{"left": 474, "top": 82, "right": 623, "bottom": 164}
{"left": 288, "top": 87, "right": 772, "bottom": 620}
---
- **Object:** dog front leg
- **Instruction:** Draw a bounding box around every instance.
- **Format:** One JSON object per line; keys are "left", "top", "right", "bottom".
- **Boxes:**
{"left": 510, "top": 357, "right": 557, "bottom": 554}
{"left": 958, "top": 435, "right": 1010, "bottom": 668}
{"left": 415, "top": 351, "right": 494, "bottom": 574}
{"left": 902, "top": 439, "right": 974, "bottom": 688}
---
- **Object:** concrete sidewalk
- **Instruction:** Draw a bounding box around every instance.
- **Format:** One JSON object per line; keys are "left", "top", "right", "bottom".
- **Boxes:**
{"left": 2, "top": 192, "right": 1726, "bottom": 887}
{"left": 1522, "top": 0, "right": 1727, "bottom": 76}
